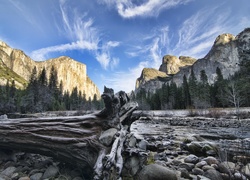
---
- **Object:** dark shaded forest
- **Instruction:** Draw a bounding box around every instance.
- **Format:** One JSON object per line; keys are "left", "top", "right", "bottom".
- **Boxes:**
{"left": 0, "top": 66, "right": 103, "bottom": 114}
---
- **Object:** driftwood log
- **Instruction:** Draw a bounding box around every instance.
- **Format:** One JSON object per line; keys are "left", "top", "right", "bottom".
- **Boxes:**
{"left": 0, "top": 86, "right": 138, "bottom": 179}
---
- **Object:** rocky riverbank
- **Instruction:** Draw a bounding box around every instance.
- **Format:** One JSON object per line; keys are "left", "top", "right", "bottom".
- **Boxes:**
{"left": 0, "top": 113, "right": 250, "bottom": 180}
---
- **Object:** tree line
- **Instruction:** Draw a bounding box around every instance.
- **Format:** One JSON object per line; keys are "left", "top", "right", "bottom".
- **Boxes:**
{"left": 0, "top": 66, "right": 103, "bottom": 114}
{"left": 135, "top": 64, "right": 250, "bottom": 111}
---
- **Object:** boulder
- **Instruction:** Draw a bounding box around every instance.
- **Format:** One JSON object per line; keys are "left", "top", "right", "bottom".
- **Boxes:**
{"left": 1, "top": 166, "right": 16, "bottom": 177}
{"left": 218, "top": 161, "right": 235, "bottom": 174}
{"left": 137, "top": 164, "right": 177, "bottom": 180}
{"left": 30, "top": 173, "right": 43, "bottom": 180}
{"left": 202, "top": 156, "right": 219, "bottom": 165}
{"left": 99, "top": 128, "right": 117, "bottom": 146}
{"left": 184, "top": 154, "right": 199, "bottom": 164}
{"left": 203, "top": 169, "right": 223, "bottom": 180}
{"left": 42, "top": 165, "right": 59, "bottom": 179}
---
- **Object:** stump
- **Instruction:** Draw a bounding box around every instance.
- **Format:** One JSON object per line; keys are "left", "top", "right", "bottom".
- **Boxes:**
{"left": 0, "top": 86, "right": 138, "bottom": 179}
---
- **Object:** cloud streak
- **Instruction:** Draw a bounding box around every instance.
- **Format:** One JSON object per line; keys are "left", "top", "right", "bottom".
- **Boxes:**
{"left": 30, "top": 0, "right": 119, "bottom": 70}
{"left": 100, "top": 0, "right": 193, "bottom": 18}
{"left": 105, "top": 5, "right": 248, "bottom": 92}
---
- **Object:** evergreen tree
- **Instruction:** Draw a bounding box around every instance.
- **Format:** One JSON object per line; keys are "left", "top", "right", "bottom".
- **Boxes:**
{"left": 182, "top": 75, "right": 191, "bottom": 108}
{"left": 39, "top": 67, "right": 47, "bottom": 86}
{"left": 161, "top": 83, "right": 170, "bottom": 109}
{"left": 188, "top": 69, "right": 197, "bottom": 107}
{"left": 213, "top": 67, "right": 227, "bottom": 107}
{"left": 196, "top": 70, "right": 210, "bottom": 108}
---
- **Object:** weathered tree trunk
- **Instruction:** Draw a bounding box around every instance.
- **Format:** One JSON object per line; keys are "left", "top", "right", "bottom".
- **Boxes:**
{"left": 0, "top": 87, "right": 138, "bottom": 179}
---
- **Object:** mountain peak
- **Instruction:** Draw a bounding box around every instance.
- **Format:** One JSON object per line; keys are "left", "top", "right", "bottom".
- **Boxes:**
{"left": 214, "top": 33, "right": 235, "bottom": 46}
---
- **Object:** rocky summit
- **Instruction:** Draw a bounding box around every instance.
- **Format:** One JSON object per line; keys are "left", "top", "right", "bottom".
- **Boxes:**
{"left": 0, "top": 41, "right": 100, "bottom": 99}
{"left": 136, "top": 28, "right": 250, "bottom": 93}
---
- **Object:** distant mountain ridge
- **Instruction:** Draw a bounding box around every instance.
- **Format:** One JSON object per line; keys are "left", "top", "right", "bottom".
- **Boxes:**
{"left": 0, "top": 41, "right": 100, "bottom": 99}
{"left": 135, "top": 28, "right": 250, "bottom": 94}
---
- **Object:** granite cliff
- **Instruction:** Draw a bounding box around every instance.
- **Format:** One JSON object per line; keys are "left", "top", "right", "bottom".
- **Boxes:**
{"left": 135, "top": 28, "right": 250, "bottom": 94}
{"left": 0, "top": 41, "right": 100, "bottom": 99}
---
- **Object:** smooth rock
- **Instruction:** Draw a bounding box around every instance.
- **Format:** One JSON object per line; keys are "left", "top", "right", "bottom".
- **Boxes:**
{"left": 197, "top": 175, "right": 211, "bottom": 180}
{"left": 184, "top": 154, "right": 199, "bottom": 164}
{"left": 99, "top": 128, "right": 117, "bottom": 146}
{"left": 202, "top": 165, "right": 215, "bottom": 171}
{"left": 192, "top": 167, "right": 204, "bottom": 175}
{"left": 179, "top": 168, "right": 190, "bottom": 178}
{"left": 242, "top": 163, "right": 250, "bottom": 178}
{"left": 42, "top": 165, "right": 59, "bottom": 179}
{"left": 124, "top": 156, "right": 141, "bottom": 176}
{"left": 196, "top": 160, "right": 207, "bottom": 168}
{"left": 178, "top": 163, "right": 195, "bottom": 171}
{"left": 218, "top": 161, "right": 235, "bottom": 174}
{"left": 138, "top": 139, "right": 148, "bottom": 150}
{"left": 1, "top": 166, "right": 16, "bottom": 177}
{"left": 203, "top": 169, "right": 223, "bottom": 180}
{"left": 138, "top": 164, "right": 177, "bottom": 180}
{"left": 128, "top": 135, "right": 137, "bottom": 147}
{"left": 30, "top": 173, "right": 43, "bottom": 180}
{"left": 0, "top": 175, "right": 8, "bottom": 180}
{"left": 18, "top": 177, "right": 30, "bottom": 180}
{"left": 202, "top": 156, "right": 219, "bottom": 165}
{"left": 234, "top": 172, "right": 247, "bottom": 180}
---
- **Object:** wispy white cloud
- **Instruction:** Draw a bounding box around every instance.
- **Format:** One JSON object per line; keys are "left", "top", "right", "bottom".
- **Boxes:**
{"left": 31, "top": 0, "right": 119, "bottom": 70}
{"left": 106, "top": 5, "right": 249, "bottom": 92}
{"left": 31, "top": 1, "right": 99, "bottom": 61}
{"left": 99, "top": 0, "right": 193, "bottom": 18}
{"left": 31, "top": 40, "right": 98, "bottom": 60}
{"left": 95, "top": 41, "right": 120, "bottom": 70}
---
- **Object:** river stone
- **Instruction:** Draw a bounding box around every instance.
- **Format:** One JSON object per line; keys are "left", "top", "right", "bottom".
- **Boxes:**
{"left": 137, "top": 164, "right": 177, "bottom": 180}
{"left": 218, "top": 161, "right": 235, "bottom": 173}
{"left": 197, "top": 175, "right": 211, "bottom": 180}
{"left": 202, "top": 156, "right": 219, "bottom": 165}
{"left": 186, "top": 142, "right": 203, "bottom": 155}
{"left": 99, "top": 128, "right": 117, "bottom": 146}
{"left": 179, "top": 168, "right": 190, "bottom": 178}
{"left": 128, "top": 135, "right": 137, "bottom": 147}
{"left": 124, "top": 156, "right": 141, "bottom": 176}
{"left": 42, "top": 165, "right": 59, "bottom": 179}
{"left": 202, "top": 165, "right": 215, "bottom": 171}
{"left": 0, "top": 175, "right": 7, "bottom": 180}
{"left": 18, "top": 177, "right": 30, "bottom": 180}
{"left": 234, "top": 172, "right": 247, "bottom": 180}
{"left": 184, "top": 154, "right": 199, "bottom": 164}
{"left": 178, "top": 163, "right": 195, "bottom": 171}
{"left": 30, "top": 173, "right": 43, "bottom": 180}
{"left": 192, "top": 167, "right": 204, "bottom": 175}
{"left": 1, "top": 166, "right": 16, "bottom": 177}
{"left": 242, "top": 163, "right": 250, "bottom": 178}
{"left": 196, "top": 160, "right": 207, "bottom": 168}
{"left": 138, "top": 139, "right": 148, "bottom": 150}
{"left": 203, "top": 169, "right": 223, "bottom": 180}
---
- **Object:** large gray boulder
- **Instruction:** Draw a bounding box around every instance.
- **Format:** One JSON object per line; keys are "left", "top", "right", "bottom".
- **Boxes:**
{"left": 203, "top": 169, "right": 223, "bottom": 180}
{"left": 99, "top": 128, "right": 117, "bottom": 146}
{"left": 137, "top": 164, "right": 177, "bottom": 180}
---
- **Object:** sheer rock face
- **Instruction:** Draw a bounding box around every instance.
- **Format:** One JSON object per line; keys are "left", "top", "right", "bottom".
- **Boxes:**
{"left": 136, "top": 28, "right": 250, "bottom": 93}
{"left": 135, "top": 68, "right": 168, "bottom": 93}
{"left": 0, "top": 41, "right": 100, "bottom": 99}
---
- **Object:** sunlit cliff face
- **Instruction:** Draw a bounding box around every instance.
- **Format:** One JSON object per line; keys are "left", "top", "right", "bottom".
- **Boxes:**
{"left": 0, "top": 41, "right": 100, "bottom": 100}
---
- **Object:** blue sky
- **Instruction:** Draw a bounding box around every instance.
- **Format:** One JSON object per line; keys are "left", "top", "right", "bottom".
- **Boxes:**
{"left": 0, "top": 0, "right": 249, "bottom": 93}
